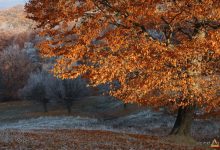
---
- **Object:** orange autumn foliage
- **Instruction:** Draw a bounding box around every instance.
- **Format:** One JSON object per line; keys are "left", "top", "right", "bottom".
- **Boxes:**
{"left": 25, "top": 0, "right": 220, "bottom": 111}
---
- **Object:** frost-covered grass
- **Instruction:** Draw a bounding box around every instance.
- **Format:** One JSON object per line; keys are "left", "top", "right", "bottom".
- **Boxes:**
{"left": 0, "top": 110, "right": 219, "bottom": 141}
{"left": 0, "top": 99, "right": 219, "bottom": 148}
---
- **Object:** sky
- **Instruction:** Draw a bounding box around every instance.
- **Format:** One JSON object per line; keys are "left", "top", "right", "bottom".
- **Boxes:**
{"left": 0, "top": 0, "right": 27, "bottom": 9}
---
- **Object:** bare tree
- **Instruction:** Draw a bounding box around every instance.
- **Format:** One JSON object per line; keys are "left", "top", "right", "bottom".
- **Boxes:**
{"left": 62, "top": 78, "right": 92, "bottom": 113}
{"left": 20, "top": 71, "right": 93, "bottom": 113}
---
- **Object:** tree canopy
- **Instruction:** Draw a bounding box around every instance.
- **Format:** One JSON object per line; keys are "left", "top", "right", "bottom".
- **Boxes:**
{"left": 25, "top": 0, "right": 220, "bottom": 111}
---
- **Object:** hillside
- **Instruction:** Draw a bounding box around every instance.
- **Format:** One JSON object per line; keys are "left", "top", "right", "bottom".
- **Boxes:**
{"left": 0, "top": 5, "right": 34, "bottom": 32}
{"left": 0, "top": 5, "right": 35, "bottom": 51}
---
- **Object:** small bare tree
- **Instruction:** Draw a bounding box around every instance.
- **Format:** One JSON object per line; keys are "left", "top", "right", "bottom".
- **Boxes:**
{"left": 20, "top": 71, "right": 93, "bottom": 113}
{"left": 19, "top": 71, "right": 49, "bottom": 112}
{"left": 62, "top": 77, "right": 92, "bottom": 113}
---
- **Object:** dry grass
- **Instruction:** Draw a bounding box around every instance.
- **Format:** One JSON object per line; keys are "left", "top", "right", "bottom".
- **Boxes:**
{"left": 0, "top": 129, "right": 206, "bottom": 150}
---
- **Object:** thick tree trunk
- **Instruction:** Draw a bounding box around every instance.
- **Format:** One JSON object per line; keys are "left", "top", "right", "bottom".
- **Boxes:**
{"left": 170, "top": 105, "right": 195, "bottom": 136}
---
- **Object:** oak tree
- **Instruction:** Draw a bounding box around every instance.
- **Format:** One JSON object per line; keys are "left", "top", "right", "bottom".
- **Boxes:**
{"left": 25, "top": 0, "right": 220, "bottom": 137}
